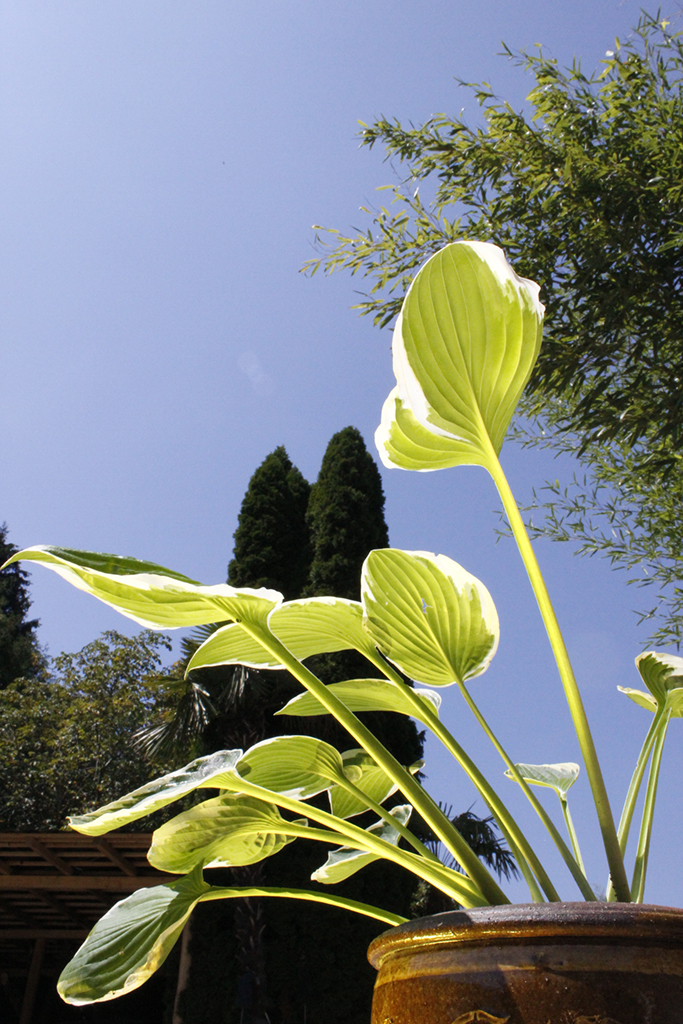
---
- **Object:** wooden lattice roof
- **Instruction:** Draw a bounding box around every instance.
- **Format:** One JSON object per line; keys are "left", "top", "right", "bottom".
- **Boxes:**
{"left": 0, "top": 834, "right": 179, "bottom": 1022}
{"left": 0, "top": 832, "right": 172, "bottom": 940}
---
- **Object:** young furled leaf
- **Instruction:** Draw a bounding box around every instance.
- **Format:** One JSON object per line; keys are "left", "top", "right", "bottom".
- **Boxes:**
{"left": 376, "top": 242, "right": 543, "bottom": 473}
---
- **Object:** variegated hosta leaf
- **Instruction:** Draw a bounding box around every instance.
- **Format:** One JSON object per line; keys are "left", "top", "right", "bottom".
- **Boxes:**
{"left": 187, "top": 621, "right": 285, "bottom": 672}
{"left": 376, "top": 241, "right": 544, "bottom": 472}
{"left": 58, "top": 869, "right": 210, "bottom": 1004}
{"left": 504, "top": 762, "right": 580, "bottom": 801}
{"left": 618, "top": 685, "right": 683, "bottom": 718}
{"left": 361, "top": 548, "right": 499, "bottom": 686}
{"left": 635, "top": 652, "right": 683, "bottom": 707}
{"left": 2, "top": 547, "right": 282, "bottom": 629}
{"left": 269, "top": 597, "right": 375, "bottom": 659}
{"left": 68, "top": 750, "right": 243, "bottom": 836}
{"left": 235, "top": 735, "right": 347, "bottom": 799}
{"left": 187, "top": 597, "right": 372, "bottom": 674}
{"left": 148, "top": 794, "right": 306, "bottom": 873}
{"left": 328, "top": 749, "right": 399, "bottom": 820}
{"left": 276, "top": 678, "right": 442, "bottom": 727}
{"left": 377, "top": 387, "right": 484, "bottom": 473}
{"left": 311, "top": 805, "right": 412, "bottom": 884}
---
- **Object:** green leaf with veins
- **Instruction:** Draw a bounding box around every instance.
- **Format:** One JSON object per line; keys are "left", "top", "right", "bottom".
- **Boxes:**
{"left": 234, "top": 735, "right": 349, "bottom": 799}
{"left": 375, "top": 241, "right": 543, "bottom": 473}
{"left": 634, "top": 651, "right": 683, "bottom": 706}
{"left": 58, "top": 868, "right": 210, "bottom": 1004}
{"left": 312, "top": 805, "right": 413, "bottom": 884}
{"left": 147, "top": 794, "right": 306, "bottom": 873}
{"left": 361, "top": 548, "right": 499, "bottom": 685}
{"left": 504, "top": 762, "right": 580, "bottom": 801}
{"left": 2, "top": 546, "right": 281, "bottom": 630}
{"left": 187, "top": 597, "right": 373, "bottom": 673}
{"left": 277, "top": 678, "right": 442, "bottom": 726}
{"left": 328, "top": 749, "right": 399, "bottom": 819}
{"left": 68, "top": 750, "right": 243, "bottom": 836}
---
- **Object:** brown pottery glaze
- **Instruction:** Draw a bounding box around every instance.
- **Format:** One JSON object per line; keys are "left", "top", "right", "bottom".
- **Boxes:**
{"left": 368, "top": 902, "right": 683, "bottom": 1024}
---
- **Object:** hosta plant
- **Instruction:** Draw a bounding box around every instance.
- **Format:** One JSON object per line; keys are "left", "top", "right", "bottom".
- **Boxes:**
{"left": 5, "top": 241, "right": 680, "bottom": 1006}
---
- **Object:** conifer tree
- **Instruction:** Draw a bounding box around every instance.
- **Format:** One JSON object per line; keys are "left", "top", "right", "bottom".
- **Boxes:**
{"left": 228, "top": 445, "right": 311, "bottom": 600}
{"left": 0, "top": 523, "right": 44, "bottom": 689}
{"left": 306, "top": 426, "right": 388, "bottom": 600}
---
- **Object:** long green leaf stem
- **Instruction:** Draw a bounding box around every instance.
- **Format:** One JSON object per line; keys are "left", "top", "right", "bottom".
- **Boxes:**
{"left": 227, "top": 771, "right": 486, "bottom": 906}
{"left": 630, "top": 709, "right": 671, "bottom": 903}
{"left": 200, "top": 884, "right": 407, "bottom": 926}
{"left": 606, "top": 707, "right": 666, "bottom": 901}
{"left": 455, "top": 675, "right": 596, "bottom": 901}
{"left": 487, "top": 449, "right": 631, "bottom": 903}
{"left": 360, "top": 649, "right": 553, "bottom": 903}
{"left": 240, "top": 618, "right": 510, "bottom": 906}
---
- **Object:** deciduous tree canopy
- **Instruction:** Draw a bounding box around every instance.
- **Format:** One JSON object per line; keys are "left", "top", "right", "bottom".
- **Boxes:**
{"left": 0, "top": 630, "right": 174, "bottom": 830}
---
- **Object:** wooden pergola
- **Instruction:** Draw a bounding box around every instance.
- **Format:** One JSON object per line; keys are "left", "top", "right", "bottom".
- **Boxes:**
{"left": 0, "top": 833, "right": 177, "bottom": 1024}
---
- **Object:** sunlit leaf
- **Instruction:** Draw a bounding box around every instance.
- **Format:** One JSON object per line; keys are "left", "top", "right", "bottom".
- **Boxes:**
{"left": 269, "top": 597, "right": 376, "bottom": 658}
{"left": 618, "top": 684, "right": 683, "bottom": 717}
{"left": 376, "top": 386, "right": 482, "bottom": 472}
{"left": 276, "top": 678, "right": 442, "bottom": 726}
{"left": 187, "top": 597, "right": 373, "bottom": 673}
{"left": 504, "top": 761, "right": 580, "bottom": 800}
{"left": 376, "top": 241, "right": 544, "bottom": 472}
{"left": 361, "top": 548, "right": 499, "bottom": 685}
{"left": 148, "top": 794, "right": 305, "bottom": 873}
{"left": 68, "top": 751, "right": 243, "bottom": 836}
{"left": 58, "top": 869, "right": 209, "bottom": 1004}
{"left": 635, "top": 651, "right": 683, "bottom": 707}
{"left": 187, "top": 622, "right": 285, "bottom": 672}
{"left": 311, "top": 805, "right": 412, "bottom": 884}
{"left": 234, "top": 734, "right": 348, "bottom": 799}
{"left": 3, "top": 547, "right": 282, "bottom": 629}
{"left": 329, "top": 749, "right": 400, "bottom": 819}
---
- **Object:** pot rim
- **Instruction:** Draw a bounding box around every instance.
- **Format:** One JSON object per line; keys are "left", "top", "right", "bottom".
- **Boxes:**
{"left": 368, "top": 902, "right": 683, "bottom": 970}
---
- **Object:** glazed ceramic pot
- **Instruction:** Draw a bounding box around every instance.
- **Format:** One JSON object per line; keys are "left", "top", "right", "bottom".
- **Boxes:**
{"left": 368, "top": 902, "right": 683, "bottom": 1024}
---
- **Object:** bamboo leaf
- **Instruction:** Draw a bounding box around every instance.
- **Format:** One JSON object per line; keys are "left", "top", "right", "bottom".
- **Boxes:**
{"left": 312, "top": 805, "right": 412, "bottom": 884}
{"left": 58, "top": 869, "right": 209, "bottom": 1004}
{"left": 3, "top": 546, "right": 281, "bottom": 629}
{"left": 147, "top": 794, "right": 304, "bottom": 873}
{"left": 68, "top": 750, "right": 243, "bottom": 836}
{"left": 361, "top": 548, "right": 499, "bottom": 685}
{"left": 276, "top": 678, "right": 442, "bottom": 726}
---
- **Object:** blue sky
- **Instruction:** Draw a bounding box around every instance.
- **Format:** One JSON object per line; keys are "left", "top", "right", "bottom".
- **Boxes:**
{"left": 3, "top": 1, "right": 681, "bottom": 906}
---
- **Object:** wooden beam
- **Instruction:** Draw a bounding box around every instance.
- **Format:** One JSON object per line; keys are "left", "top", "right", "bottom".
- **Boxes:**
{"left": 94, "top": 837, "right": 138, "bottom": 876}
{"left": 27, "top": 838, "right": 74, "bottom": 875}
{"left": 0, "top": 875, "right": 175, "bottom": 892}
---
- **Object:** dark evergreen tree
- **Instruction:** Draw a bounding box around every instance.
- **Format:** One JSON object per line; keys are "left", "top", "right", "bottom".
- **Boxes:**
{"left": 306, "top": 426, "right": 388, "bottom": 600}
{"left": 228, "top": 446, "right": 311, "bottom": 600}
{"left": 0, "top": 523, "right": 44, "bottom": 689}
